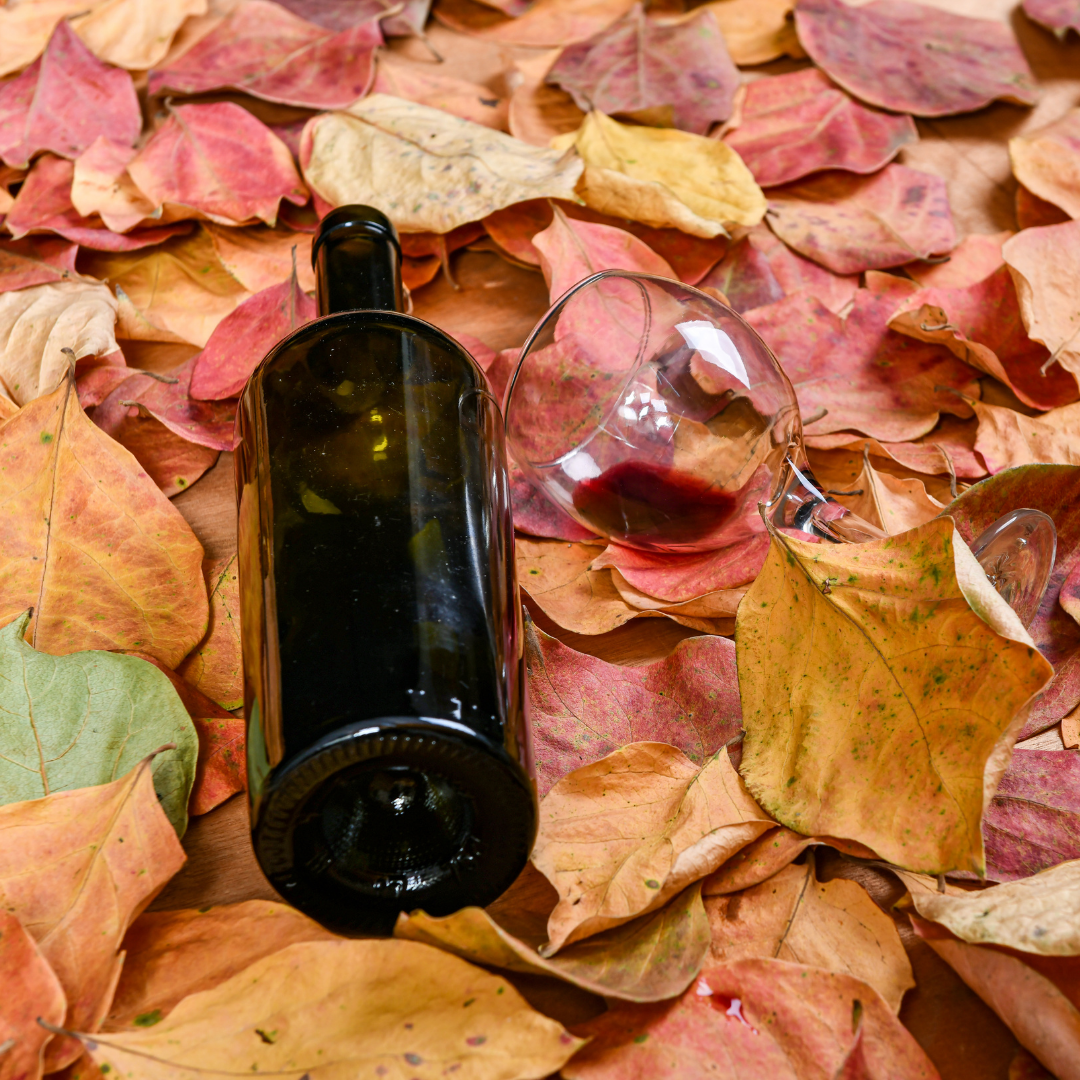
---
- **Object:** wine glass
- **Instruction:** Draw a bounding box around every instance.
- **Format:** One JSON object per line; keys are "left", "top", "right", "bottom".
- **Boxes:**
{"left": 503, "top": 271, "right": 1056, "bottom": 626}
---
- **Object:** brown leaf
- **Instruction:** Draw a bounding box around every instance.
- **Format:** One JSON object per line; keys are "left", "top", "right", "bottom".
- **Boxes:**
{"left": 971, "top": 398, "right": 1080, "bottom": 473}
{"left": 396, "top": 882, "right": 710, "bottom": 1002}
{"left": 0, "top": 376, "right": 207, "bottom": 665}
{"left": 904, "top": 231, "right": 1010, "bottom": 290}
{"left": 1010, "top": 107, "right": 1080, "bottom": 221}
{"left": 507, "top": 49, "right": 586, "bottom": 146}
{"left": 723, "top": 68, "right": 917, "bottom": 188}
{"left": 97, "top": 412, "right": 219, "bottom": 499}
{"left": 0, "top": 756, "right": 186, "bottom": 1070}
{"left": 0, "top": 910, "right": 66, "bottom": 1080}
{"left": 795, "top": 0, "right": 1037, "bottom": 117}
{"left": 699, "top": 0, "right": 804, "bottom": 65}
{"left": 437, "top": 0, "right": 636, "bottom": 46}
{"left": 737, "top": 518, "right": 1054, "bottom": 875}
{"left": 830, "top": 451, "right": 945, "bottom": 536}
{"left": 525, "top": 621, "right": 741, "bottom": 796}
{"left": 177, "top": 554, "right": 242, "bottom": 711}
{"left": 373, "top": 51, "right": 508, "bottom": 129}
{"left": 534, "top": 742, "right": 773, "bottom": 953}
{"left": 563, "top": 957, "right": 940, "bottom": 1079}
{"left": 105, "top": 900, "right": 336, "bottom": 1031}
{"left": 203, "top": 223, "right": 315, "bottom": 294}
{"left": 766, "top": 164, "right": 957, "bottom": 274}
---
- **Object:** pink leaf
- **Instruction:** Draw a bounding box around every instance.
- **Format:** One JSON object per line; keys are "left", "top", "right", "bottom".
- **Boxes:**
{"left": 0, "top": 235, "right": 79, "bottom": 293}
{"left": 1022, "top": 0, "right": 1080, "bottom": 37}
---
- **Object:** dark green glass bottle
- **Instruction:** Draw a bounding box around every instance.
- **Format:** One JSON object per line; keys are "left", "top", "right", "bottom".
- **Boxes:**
{"left": 235, "top": 206, "right": 536, "bottom": 935}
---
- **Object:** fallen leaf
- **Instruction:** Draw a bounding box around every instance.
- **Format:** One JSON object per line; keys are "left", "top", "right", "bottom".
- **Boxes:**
{"left": 0, "top": 375, "right": 207, "bottom": 665}
{"left": 276, "top": 0, "right": 429, "bottom": 36}
{"left": 707, "top": 858, "right": 914, "bottom": 1011}
{"left": 84, "top": 939, "right": 583, "bottom": 1078}
{"left": 745, "top": 288, "right": 979, "bottom": 442}
{"left": 0, "top": 236, "right": 79, "bottom": 294}
{"left": 0, "top": 20, "right": 140, "bottom": 169}
{"left": 905, "top": 231, "right": 1010, "bottom": 290}
{"left": 0, "top": 610, "right": 198, "bottom": 833}
{"left": 563, "top": 957, "right": 940, "bottom": 1079}
{"left": 6, "top": 154, "right": 192, "bottom": 251}
{"left": 301, "top": 93, "right": 583, "bottom": 233}
{"left": 887, "top": 265, "right": 1078, "bottom": 412}
{"left": 525, "top": 622, "right": 741, "bottom": 796}
{"left": 795, "top": 0, "right": 1038, "bottom": 117}
{"left": 70, "top": 137, "right": 166, "bottom": 234}
{"left": 0, "top": 910, "right": 66, "bottom": 1080}
{"left": 507, "top": 48, "right": 586, "bottom": 146}
{"left": 0, "top": 280, "right": 118, "bottom": 405}
{"left": 178, "top": 554, "right": 243, "bottom": 710}
{"left": 546, "top": 5, "right": 740, "bottom": 136}
{"left": 1017, "top": 182, "right": 1072, "bottom": 229}
{"left": 702, "top": 826, "right": 824, "bottom": 894}
{"left": 148, "top": 0, "right": 381, "bottom": 109}
{"left": 71, "top": 0, "right": 207, "bottom": 70}
{"left": 128, "top": 102, "right": 308, "bottom": 228}
{"left": 106, "top": 900, "right": 335, "bottom": 1031}
{"left": 722, "top": 68, "right": 917, "bottom": 188}
{"left": 1023, "top": 0, "right": 1080, "bottom": 37}
{"left": 534, "top": 742, "right": 773, "bottom": 952}
{"left": 834, "top": 450, "right": 945, "bottom": 535}
{"left": 0, "top": 0, "right": 98, "bottom": 79}
{"left": 373, "top": 51, "right": 508, "bottom": 129}
{"left": 765, "top": 164, "right": 957, "bottom": 274}
{"left": 439, "top": 0, "right": 637, "bottom": 46}
{"left": 188, "top": 716, "right": 246, "bottom": 816}
{"left": 190, "top": 272, "right": 315, "bottom": 401}
{"left": 203, "top": 223, "right": 315, "bottom": 294}
{"left": 737, "top": 517, "right": 1054, "bottom": 874}
{"left": 98, "top": 412, "right": 219, "bottom": 499}
{"left": 0, "top": 755, "right": 186, "bottom": 1071}
{"left": 1003, "top": 221, "right": 1080, "bottom": 382}
{"left": 553, "top": 109, "right": 766, "bottom": 237}
{"left": 971, "top": 399, "right": 1080, "bottom": 473}
{"left": 396, "top": 882, "right": 710, "bottom": 1002}
{"left": 699, "top": 222, "right": 858, "bottom": 314}
{"left": 1009, "top": 107, "right": 1080, "bottom": 221}
{"left": 982, "top": 749, "right": 1080, "bottom": 883}
{"left": 82, "top": 230, "right": 251, "bottom": 347}
{"left": 698, "top": 0, "right": 804, "bottom": 64}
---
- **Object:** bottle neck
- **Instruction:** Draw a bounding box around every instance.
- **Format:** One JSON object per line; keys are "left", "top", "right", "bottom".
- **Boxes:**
{"left": 313, "top": 207, "right": 403, "bottom": 317}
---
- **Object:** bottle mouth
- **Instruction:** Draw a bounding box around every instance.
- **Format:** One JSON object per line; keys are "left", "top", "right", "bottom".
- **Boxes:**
{"left": 252, "top": 720, "right": 536, "bottom": 935}
{"left": 311, "top": 204, "right": 401, "bottom": 268}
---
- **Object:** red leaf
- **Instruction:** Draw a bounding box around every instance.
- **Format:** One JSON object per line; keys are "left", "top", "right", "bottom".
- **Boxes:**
{"left": 5, "top": 154, "right": 192, "bottom": 251}
{"left": 0, "top": 235, "right": 78, "bottom": 292}
{"left": 525, "top": 622, "right": 741, "bottom": 797}
{"left": 190, "top": 273, "right": 316, "bottom": 401}
{"left": 148, "top": 0, "right": 381, "bottom": 110}
{"left": 745, "top": 286, "right": 978, "bottom": 442}
{"left": 104, "top": 412, "right": 220, "bottom": 498}
{"left": 766, "top": 164, "right": 957, "bottom": 274}
{"left": 511, "top": 460, "right": 600, "bottom": 542}
{"left": 795, "top": 0, "right": 1037, "bottom": 117}
{"left": 1022, "top": 0, "right": 1080, "bottom": 37}
{"left": 546, "top": 4, "right": 739, "bottom": 135}
{"left": 275, "top": 0, "right": 431, "bottom": 36}
{"left": 127, "top": 103, "right": 309, "bottom": 228}
{"left": 190, "top": 716, "right": 247, "bottom": 816}
{"left": 722, "top": 68, "right": 917, "bottom": 187}
{"left": 983, "top": 749, "right": 1080, "bottom": 882}
{"left": 0, "top": 20, "right": 140, "bottom": 169}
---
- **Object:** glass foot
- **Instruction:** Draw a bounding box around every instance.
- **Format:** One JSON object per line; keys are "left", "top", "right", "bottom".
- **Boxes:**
{"left": 970, "top": 509, "right": 1056, "bottom": 628}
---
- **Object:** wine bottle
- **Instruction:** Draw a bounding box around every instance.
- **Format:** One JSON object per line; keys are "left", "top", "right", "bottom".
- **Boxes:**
{"left": 235, "top": 205, "right": 536, "bottom": 935}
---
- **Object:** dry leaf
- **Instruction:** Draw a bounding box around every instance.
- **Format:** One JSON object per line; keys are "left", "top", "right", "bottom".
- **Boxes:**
{"left": 553, "top": 110, "right": 766, "bottom": 237}
{"left": 396, "top": 882, "right": 710, "bottom": 1002}
{"left": 0, "top": 375, "right": 207, "bottom": 665}
{"left": 971, "top": 398, "right": 1080, "bottom": 473}
{"left": 525, "top": 622, "right": 741, "bottom": 796}
{"left": 563, "top": 957, "right": 940, "bottom": 1079}
{"left": 0, "top": 21, "right": 140, "bottom": 170}
{"left": 1023, "top": 0, "right": 1080, "bottom": 36}
{"left": 0, "top": 909, "right": 67, "bottom": 1080}
{"left": 737, "top": 517, "right": 1054, "bottom": 874}
{"left": 707, "top": 858, "right": 914, "bottom": 1011}
{"left": 0, "top": 236, "right": 80, "bottom": 294}
{"left": 698, "top": 0, "right": 804, "bottom": 64}
{"left": 71, "top": 0, "right": 208, "bottom": 70}
{"left": 83, "top": 939, "right": 583, "bottom": 1079}
{"left": 905, "top": 230, "right": 1010, "bottom": 290}
{"left": 0, "top": 0, "right": 96, "bottom": 78}
{"left": 177, "top": 554, "right": 243, "bottom": 710}
{"left": 106, "top": 901, "right": 336, "bottom": 1031}
{"left": 795, "top": 0, "right": 1038, "bottom": 117}
{"left": 508, "top": 48, "right": 586, "bottom": 147}
{"left": 128, "top": 103, "right": 308, "bottom": 228}
{"left": 374, "top": 52, "right": 508, "bottom": 129}
{"left": 69, "top": 137, "right": 162, "bottom": 235}
{"left": 0, "top": 280, "right": 118, "bottom": 406}
{"left": 765, "top": 164, "right": 957, "bottom": 274}
{"left": 301, "top": 93, "right": 583, "bottom": 233}
{"left": 1009, "top": 107, "right": 1080, "bottom": 221}
{"left": 203, "top": 223, "right": 315, "bottom": 294}
{"left": 836, "top": 451, "right": 945, "bottom": 535}
{"left": 702, "top": 827, "right": 832, "bottom": 894}
{"left": 0, "top": 756, "right": 186, "bottom": 1070}
{"left": 97, "top": 412, "right": 219, "bottom": 499}
{"left": 1003, "top": 220, "right": 1080, "bottom": 381}
{"left": 442, "top": 0, "right": 637, "bottom": 46}
{"left": 546, "top": 5, "right": 740, "bottom": 136}
{"left": 534, "top": 742, "right": 773, "bottom": 952}
{"left": 188, "top": 716, "right": 246, "bottom": 816}
{"left": 82, "top": 230, "right": 251, "bottom": 347}
{"left": 722, "top": 68, "right": 917, "bottom": 188}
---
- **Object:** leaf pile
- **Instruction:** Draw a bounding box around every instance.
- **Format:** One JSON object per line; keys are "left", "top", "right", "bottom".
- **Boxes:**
{"left": 1, "top": 0, "right": 1080, "bottom": 1078}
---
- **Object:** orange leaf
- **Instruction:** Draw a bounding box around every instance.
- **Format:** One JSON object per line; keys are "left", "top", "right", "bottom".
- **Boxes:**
{"left": 177, "top": 554, "right": 242, "bottom": 710}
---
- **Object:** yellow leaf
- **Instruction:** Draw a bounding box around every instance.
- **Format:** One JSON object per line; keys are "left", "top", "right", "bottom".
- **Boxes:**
{"left": 837, "top": 451, "right": 945, "bottom": 536}
{"left": 0, "top": 0, "right": 96, "bottom": 78}
{"left": 552, "top": 111, "right": 766, "bottom": 237}
{"left": 534, "top": 742, "right": 774, "bottom": 953}
{"left": 737, "top": 517, "right": 1053, "bottom": 875}
{"left": 301, "top": 94, "right": 584, "bottom": 234}
{"left": 71, "top": 0, "right": 207, "bottom": 71}
{"left": 707, "top": 859, "right": 915, "bottom": 1011}
{"left": 697, "top": 0, "right": 805, "bottom": 65}
{"left": 83, "top": 939, "right": 583, "bottom": 1080}
{"left": 177, "top": 554, "right": 243, "bottom": 710}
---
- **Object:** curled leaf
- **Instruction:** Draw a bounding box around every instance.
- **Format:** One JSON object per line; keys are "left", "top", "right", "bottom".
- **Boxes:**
{"left": 699, "top": 0, "right": 804, "bottom": 65}
{"left": 1009, "top": 107, "right": 1080, "bottom": 221}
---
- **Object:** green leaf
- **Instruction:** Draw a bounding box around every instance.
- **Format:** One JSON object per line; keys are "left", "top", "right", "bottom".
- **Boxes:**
{"left": 0, "top": 610, "right": 198, "bottom": 834}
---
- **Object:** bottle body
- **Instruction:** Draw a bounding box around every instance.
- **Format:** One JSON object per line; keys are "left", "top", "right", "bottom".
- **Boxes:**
{"left": 236, "top": 208, "right": 535, "bottom": 935}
